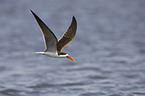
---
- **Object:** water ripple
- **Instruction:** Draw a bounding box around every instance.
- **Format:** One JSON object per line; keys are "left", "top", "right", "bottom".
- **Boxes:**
{"left": 28, "top": 82, "right": 86, "bottom": 89}
{"left": 88, "top": 75, "right": 107, "bottom": 80}
{"left": 80, "top": 92, "right": 106, "bottom": 96}
{"left": 0, "top": 89, "right": 20, "bottom": 96}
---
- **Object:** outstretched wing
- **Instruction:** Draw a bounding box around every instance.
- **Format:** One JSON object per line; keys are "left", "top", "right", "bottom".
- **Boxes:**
{"left": 57, "top": 16, "right": 77, "bottom": 54}
{"left": 31, "top": 10, "right": 58, "bottom": 53}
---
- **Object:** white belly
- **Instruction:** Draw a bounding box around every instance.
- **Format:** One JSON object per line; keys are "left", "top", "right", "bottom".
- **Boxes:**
{"left": 35, "top": 52, "right": 66, "bottom": 58}
{"left": 35, "top": 52, "right": 59, "bottom": 58}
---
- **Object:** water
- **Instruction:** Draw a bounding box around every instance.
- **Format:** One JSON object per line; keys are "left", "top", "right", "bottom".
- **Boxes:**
{"left": 0, "top": 0, "right": 145, "bottom": 96}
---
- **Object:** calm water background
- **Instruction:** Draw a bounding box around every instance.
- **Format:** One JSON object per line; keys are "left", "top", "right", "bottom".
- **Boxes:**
{"left": 0, "top": 0, "right": 145, "bottom": 96}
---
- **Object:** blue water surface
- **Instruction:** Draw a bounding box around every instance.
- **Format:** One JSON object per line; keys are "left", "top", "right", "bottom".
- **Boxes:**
{"left": 0, "top": 0, "right": 145, "bottom": 96}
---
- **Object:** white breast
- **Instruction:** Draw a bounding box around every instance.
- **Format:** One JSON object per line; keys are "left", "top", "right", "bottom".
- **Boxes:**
{"left": 35, "top": 52, "right": 59, "bottom": 58}
{"left": 35, "top": 52, "right": 67, "bottom": 58}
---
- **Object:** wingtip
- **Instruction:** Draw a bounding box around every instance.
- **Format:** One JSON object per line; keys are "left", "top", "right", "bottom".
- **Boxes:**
{"left": 30, "top": 9, "right": 35, "bottom": 14}
{"left": 72, "top": 16, "right": 76, "bottom": 20}
{"left": 30, "top": 9, "right": 33, "bottom": 12}
{"left": 72, "top": 16, "right": 77, "bottom": 24}
{"left": 30, "top": 10, "right": 39, "bottom": 19}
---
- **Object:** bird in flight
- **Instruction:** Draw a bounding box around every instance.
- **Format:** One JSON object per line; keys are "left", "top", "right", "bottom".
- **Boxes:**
{"left": 30, "top": 10, "right": 77, "bottom": 62}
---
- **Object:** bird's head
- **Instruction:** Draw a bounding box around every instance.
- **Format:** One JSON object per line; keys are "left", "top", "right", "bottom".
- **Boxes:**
{"left": 58, "top": 53, "right": 76, "bottom": 62}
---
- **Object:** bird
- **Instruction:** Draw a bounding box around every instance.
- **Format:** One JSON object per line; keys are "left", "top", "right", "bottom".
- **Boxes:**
{"left": 30, "top": 10, "right": 77, "bottom": 62}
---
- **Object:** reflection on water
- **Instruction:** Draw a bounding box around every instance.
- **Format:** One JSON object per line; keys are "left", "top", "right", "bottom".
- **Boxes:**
{"left": 0, "top": 0, "right": 145, "bottom": 96}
